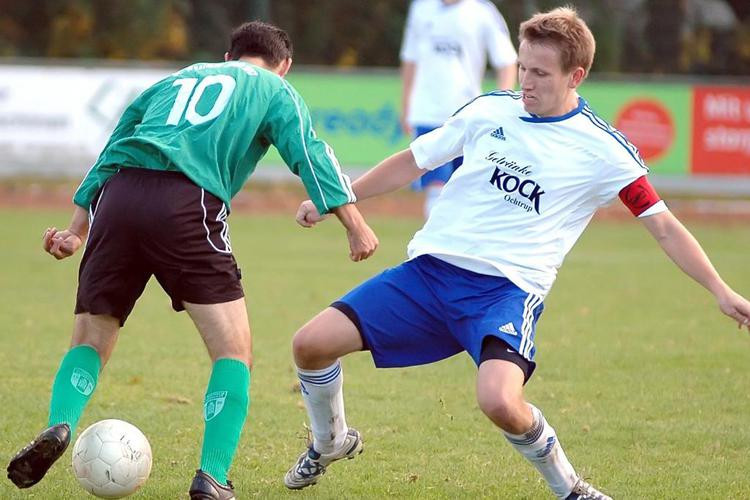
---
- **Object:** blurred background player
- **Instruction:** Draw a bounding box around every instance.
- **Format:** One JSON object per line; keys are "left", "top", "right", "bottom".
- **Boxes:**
{"left": 400, "top": 0, "right": 517, "bottom": 217}
{"left": 286, "top": 6, "right": 750, "bottom": 499}
{"left": 5, "top": 20, "right": 377, "bottom": 500}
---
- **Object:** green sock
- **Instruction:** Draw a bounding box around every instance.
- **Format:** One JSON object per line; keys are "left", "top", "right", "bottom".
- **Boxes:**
{"left": 48, "top": 344, "right": 101, "bottom": 435}
{"left": 199, "top": 358, "right": 250, "bottom": 485}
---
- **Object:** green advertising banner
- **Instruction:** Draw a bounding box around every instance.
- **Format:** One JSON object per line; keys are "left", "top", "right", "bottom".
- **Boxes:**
{"left": 264, "top": 71, "right": 407, "bottom": 167}
{"left": 263, "top": 71, "right": 692, "bottom": 176}
{"left": 580, "top": 81, "right": 691, "bottom": 175}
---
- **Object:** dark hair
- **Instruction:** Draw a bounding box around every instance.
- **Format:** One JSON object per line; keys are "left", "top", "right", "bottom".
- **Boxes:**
{"left": 228, "top": 21, "right": 292, "bottom": 66}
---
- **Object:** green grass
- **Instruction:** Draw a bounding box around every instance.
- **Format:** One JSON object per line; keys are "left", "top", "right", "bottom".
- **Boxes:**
{"left": 1, "top": 207, "right": 749, "bottom": 499}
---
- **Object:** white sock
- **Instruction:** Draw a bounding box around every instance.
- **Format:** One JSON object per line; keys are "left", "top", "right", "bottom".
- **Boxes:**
{"left": 424, "top": 184, "right": 443, "bottom": 218}
{"left": 503, "top": 404, "right": 578, "bottom": 499}
{"left": 296, "top": 361, "right": 348, "bottom": 454}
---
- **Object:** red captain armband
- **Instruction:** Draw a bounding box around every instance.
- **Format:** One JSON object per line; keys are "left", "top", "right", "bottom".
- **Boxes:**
{"left": 618, "top": 176, "right": 661, "bottom": 216}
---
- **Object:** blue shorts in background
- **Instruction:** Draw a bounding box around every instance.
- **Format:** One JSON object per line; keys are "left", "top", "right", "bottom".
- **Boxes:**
{"left": 333, "top": 255, "right": 544, "bottom": 372}
{"left": 410, "top": 125, "right": 463, "bottom": 190}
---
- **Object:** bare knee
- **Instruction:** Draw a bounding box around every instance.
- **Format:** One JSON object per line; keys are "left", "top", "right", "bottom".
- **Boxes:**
{"left": 292, "top": 325, "right": 329, "bottom": 369}
{"left": 477, "top": 389, "right": 530, "bottom": 435}
{"left": 292, "top": 307, "right": 364, "bottom": 370}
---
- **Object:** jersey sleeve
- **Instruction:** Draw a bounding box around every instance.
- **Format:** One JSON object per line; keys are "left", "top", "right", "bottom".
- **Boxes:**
{"left": 409, "top": 98, "right": 474, "bottom": 170}
{"left": 594, "top": 127, "right": 653, "bottom": 206}
{"left": 484, "top": 4, "right": 517, "bottom": 68}
{"left": 399, "top": 1, "right": 420, "bottom": 62}
{"left": 72, "top": 84, "right": 159, "bottom": 209}
{"left": 263, "top": 82, "right": 356, "bottom": 215}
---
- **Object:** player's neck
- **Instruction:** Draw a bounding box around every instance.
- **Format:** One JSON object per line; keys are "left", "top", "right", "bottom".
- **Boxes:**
{"left": 236, "top": 56, "right": 270, "bottom": 70}
{"left": 561, "top": 93, "right": 580, "bottom": 115}
{"left": 545, "top": 93, "right": 580, "bottom": 118}
{"left": 234, "top": 56, "right": 291, "bottom": 77}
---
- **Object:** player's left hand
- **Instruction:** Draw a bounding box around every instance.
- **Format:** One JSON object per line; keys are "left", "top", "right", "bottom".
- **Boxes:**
{"left": 43, "top": 227, "right": 83, "bottom": 260}
{"left": 717, "top": 289, "right": 750, "bottom": 332}
{"left": 295, "top": 200, "right": 327, "bottom": 227}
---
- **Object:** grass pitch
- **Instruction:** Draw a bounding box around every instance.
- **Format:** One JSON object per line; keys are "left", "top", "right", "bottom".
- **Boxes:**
{"left": 1, "top": 207, "right": 749, "bottom": 499}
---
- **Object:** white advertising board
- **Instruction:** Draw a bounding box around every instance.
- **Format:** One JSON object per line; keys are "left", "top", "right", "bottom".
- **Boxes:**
{"left": 0, "top": 64, "right": 172, "bottom": 176}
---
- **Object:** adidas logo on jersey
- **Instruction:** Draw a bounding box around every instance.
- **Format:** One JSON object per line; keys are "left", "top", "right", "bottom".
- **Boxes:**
{"left": 499, "top": 322, "right": 518, "bottom": 336}
{"left": 490, "top": 127, "right": 506, "bottom": 140}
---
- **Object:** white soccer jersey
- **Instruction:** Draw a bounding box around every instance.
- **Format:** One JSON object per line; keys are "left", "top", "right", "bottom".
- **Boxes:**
{"left": 408, "top": 91, "right": 667, "bottom": 297}
{"left": 400, "top": 0, "right": 517, "bottom": 127}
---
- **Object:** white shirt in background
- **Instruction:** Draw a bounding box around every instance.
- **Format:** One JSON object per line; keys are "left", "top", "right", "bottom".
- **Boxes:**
{"left": 400, "top": 0, "right": 518, "bottom": 127}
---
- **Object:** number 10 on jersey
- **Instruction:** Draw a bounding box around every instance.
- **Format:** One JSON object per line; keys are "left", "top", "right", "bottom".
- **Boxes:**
{"left": 167, "top": 75, "right": 236, "bottom": 126}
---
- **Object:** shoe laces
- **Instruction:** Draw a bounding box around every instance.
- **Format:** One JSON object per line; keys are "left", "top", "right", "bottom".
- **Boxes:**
{"left": 572, "top": 478, "right": 608, "bottom": 500}
{"left": 295, "top": 453, "right": 324, "bottom": 478}
{"left": 298, "top": 423, "right": 323, "bottom": 461}
{"left": 295, "top": 422, "right": 314, "bottom": 448}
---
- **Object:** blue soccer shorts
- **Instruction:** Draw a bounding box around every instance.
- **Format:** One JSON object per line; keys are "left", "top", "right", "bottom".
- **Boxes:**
{"left": 410, "top": 125, "right": 463, "bottom": 190}
{"left": 332, "top": 254, "right": 544, "bottom": 377}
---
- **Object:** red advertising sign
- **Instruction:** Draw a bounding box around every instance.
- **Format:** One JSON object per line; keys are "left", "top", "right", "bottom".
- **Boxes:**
{"left": 692, "top": 86, "right": 750, "bottom": 175}
{"left": 614, "top": 99, "right": 675, "bottom": 162}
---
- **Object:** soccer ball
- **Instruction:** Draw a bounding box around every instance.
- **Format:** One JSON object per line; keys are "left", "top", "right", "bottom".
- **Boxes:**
{"left": 71, "top": 419, "right": 152, "bottom": 499}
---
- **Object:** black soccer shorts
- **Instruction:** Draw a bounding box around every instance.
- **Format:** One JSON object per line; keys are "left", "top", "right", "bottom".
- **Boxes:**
{"left": 75, "top": 168, "right": 244, "bottom": 326}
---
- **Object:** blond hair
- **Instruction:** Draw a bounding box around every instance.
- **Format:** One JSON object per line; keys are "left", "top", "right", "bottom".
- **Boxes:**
{"left": 519, "top": 6, "right": 596, "bottom": 76}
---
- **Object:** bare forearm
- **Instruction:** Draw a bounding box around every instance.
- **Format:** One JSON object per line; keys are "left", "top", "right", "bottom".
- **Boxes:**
{"left": 352, "top": 149, "right": 423, "bottom": 201}
{"left": 661, "top": 233, "right": 726, "bottom": 293}
{"left": 650, "top": 212, "right": 750, "bottom": 329}
{"left": 332, "top": 203, "right": 367, "bottom": 232}
{"left": 69, "top": 205, "right": 90, "bottom": 239}
{"left": 650, "top": 215, "right": 728, "bottom": 297}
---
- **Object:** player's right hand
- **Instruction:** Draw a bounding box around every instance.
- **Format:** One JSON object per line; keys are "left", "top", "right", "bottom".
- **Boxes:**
{"left": 43, "top": 227, "right": 83, "bottom": 260}
{"left": 347, "top": 223, "right": 378, "bottom": 262}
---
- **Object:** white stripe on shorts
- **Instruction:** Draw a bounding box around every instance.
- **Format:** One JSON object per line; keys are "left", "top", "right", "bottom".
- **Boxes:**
{"left": 519, "top": 293, "right": 543, "bottom": 360}
{"left": 88, "top": 184, "right": 107, "bottom": 229}
{"left": 201, "top": 189, "right": 232, "bottom": 254}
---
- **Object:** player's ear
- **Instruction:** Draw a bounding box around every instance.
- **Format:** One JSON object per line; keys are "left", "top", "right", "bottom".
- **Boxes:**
{"left": 276, "top": 58, "right": 292, "bottom": 77}
{"left": 568, "top": 67, "right": 585, "bottom": 89}
{"left": 224, "top": 51, "right": 230, "bottom": 62}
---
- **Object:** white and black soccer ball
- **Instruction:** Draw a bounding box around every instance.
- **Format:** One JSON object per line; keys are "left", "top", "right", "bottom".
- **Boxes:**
{"left": 71, "top": 419, "right": 152, "bottom": 499}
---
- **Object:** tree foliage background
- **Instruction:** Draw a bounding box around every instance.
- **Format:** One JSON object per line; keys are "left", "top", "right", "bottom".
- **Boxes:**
{"left": 1, "top": 0, "right": 749, "bottom": 75}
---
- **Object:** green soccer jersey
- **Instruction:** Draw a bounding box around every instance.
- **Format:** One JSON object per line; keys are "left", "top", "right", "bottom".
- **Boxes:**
{"left": 74, "top": 61, "right": 355, "bottom": 214}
